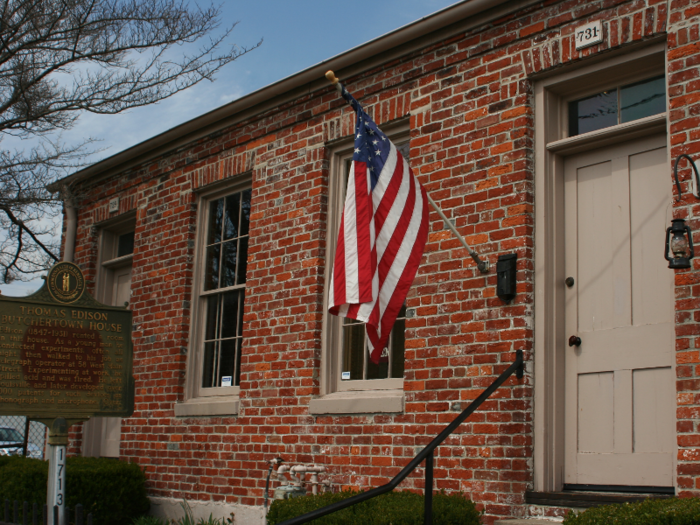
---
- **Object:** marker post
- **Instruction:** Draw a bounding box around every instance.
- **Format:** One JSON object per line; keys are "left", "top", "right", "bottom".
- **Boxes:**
{"left": 0, "top": 262, "right": 135, "bottom": 525}
{"left": 46, "top": 418, "right": 69, "bottom": 525}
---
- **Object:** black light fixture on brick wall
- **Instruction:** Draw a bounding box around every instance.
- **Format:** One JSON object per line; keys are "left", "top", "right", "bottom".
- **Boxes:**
{"left": 665, "top": 218, "right": 694, "bottom": 269}
{"left": 496, "top": 253, "right": 517, "bottom": 301}
{"left": 666, "top": 155, "right": 700, "bottom": 269}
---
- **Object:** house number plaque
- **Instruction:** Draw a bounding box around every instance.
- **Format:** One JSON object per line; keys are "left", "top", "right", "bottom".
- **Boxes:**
{"left": 575, "top": 20, "right": 603, "bottom": 50}
{"left": 0, "top": 262, "right": 134, "bottom": 419}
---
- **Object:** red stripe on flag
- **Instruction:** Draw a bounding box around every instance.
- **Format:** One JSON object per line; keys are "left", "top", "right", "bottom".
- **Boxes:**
{"left": 353, "top": 162, "right": 374, "bottom": 304}
{"left": 330, "top": 213, "right": 347, "bottom": 314}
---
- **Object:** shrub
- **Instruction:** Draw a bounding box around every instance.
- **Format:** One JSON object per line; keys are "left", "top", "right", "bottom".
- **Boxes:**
{"left": 0, "top": 455, "right": 46, "bottom": 503}
{"left": 266, "top": 490, "right": 482, "bottom": 525}
{"left": 0, "top": 456, "right": 150, "bottom": 525}
{"left": 563, "top": 497, "right": 700, "bottom": 525}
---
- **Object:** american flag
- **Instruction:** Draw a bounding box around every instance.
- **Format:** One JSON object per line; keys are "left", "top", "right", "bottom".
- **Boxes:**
{"left": 328, "top": 87, "right": 429, "bottom": 364}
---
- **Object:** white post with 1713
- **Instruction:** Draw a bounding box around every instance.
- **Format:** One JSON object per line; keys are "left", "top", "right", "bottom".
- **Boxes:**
{"left": 46, "top": 418, "right": 68, "bottom": 525}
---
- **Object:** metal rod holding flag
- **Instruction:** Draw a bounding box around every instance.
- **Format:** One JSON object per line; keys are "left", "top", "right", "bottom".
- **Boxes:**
{"left": 325, "top": 70, "right": 490, "bottom": 274}
{"left": 424, "top": 192, "right": 490, "bottom": 273}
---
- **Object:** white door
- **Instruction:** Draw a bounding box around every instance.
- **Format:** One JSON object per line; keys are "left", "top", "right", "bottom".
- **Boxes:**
{"left": 83, "top": 264, "right": 131, "bottom": 457}
{"left": 564, "top": 134, "right": 675, "bottom": 487}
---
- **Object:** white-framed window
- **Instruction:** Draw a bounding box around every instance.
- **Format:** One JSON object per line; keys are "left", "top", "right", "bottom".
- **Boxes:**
{"left": 311, "top": 121, "right": 410, "bottom": 414}
{"left": 176, "top": 176, "right": 251, "bottom": 417}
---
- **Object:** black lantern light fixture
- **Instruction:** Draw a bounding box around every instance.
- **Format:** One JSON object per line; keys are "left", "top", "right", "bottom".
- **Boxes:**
{"left": 665, "top": 218, "right": 694, "bottom": 269}
{"left": 667, "top": 154, "right": 700, "bottom": 269}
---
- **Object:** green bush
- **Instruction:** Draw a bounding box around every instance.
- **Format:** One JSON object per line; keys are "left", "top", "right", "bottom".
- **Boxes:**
{"left": 0, "top": 456, "right": 150, "bottom": 525}
{"left": 266, "top": 490, "right": 482, "bottom": 525}
{"left": 563, "top": 497, "right": 700, "bottom": 525}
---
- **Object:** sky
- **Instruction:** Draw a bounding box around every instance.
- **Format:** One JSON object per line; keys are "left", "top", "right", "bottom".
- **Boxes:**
{"left": 0, "top": 0, "right": 459, "bottom": 297}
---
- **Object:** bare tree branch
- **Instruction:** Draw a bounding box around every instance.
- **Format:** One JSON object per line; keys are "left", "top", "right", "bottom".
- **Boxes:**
{"left": 0, "top": 0, "right": 260, "bottom": 282}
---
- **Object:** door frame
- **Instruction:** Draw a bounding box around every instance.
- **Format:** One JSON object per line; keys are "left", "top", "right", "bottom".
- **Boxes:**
{"left": 82, "top": 212, "right": 135, "bottom": 457}
{"left": 533, "top": 42, "right": 671, "bottom": 492}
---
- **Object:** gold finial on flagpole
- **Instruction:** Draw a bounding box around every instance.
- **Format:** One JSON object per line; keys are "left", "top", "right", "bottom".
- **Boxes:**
{"left": 325, "top": 70, "right": 343, "bottom": 93}
{"left": 325, "top": 70, "right": 339, "bottom": 84}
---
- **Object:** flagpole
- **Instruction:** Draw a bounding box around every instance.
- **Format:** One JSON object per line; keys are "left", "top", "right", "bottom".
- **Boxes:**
{"left": 325, "top": 70, "right": 490, "bottom": 274}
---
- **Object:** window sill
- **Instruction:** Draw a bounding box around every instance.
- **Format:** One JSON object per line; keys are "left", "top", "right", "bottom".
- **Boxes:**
{"left": 174, "top": 397, "right": 239, "bottom": 417}
{"left": 309, "top": 390, "right": 404, "bottom": 414}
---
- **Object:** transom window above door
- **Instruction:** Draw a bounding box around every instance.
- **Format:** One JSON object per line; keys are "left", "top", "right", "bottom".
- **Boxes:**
{"left": 568, "top": 75, "right": 665, "bottom": 136}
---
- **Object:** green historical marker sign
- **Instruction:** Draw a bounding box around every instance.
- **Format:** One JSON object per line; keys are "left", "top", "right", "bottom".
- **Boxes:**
{"left": 0, "top": 262, "right": 134, "bottom": 419}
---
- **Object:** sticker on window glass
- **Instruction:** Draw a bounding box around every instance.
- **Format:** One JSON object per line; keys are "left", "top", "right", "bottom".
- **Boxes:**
{"left": 221, "top": 376, "right": 232, "bottom": 387}
{"left": 341, "top": 371, "right": 351, "bottom": 380}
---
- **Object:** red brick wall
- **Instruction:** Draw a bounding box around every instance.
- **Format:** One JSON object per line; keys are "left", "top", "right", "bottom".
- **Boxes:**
{"left": 63, "top": 0, "right": 700, "bottom": 522}
{"left": 668, "top": 0, "right": 700, "bottom": 499}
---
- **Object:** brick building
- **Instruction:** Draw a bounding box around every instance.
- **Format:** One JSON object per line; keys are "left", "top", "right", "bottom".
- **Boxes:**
{"left": 51, "top": 0, "right": 700, "bottom": 523}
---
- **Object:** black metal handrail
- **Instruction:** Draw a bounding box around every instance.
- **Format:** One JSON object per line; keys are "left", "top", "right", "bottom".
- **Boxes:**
{"left": 277, "top": 349, "right": 525, "bottom": 525}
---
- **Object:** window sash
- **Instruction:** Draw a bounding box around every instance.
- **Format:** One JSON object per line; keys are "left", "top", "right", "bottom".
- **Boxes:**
{"left": 192, "top": 183, "right": 251, "bottom": 398}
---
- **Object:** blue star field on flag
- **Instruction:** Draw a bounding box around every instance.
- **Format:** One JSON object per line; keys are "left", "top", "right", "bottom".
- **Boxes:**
{"left": 342, "top": 87, "right": 390, "bottom": 191}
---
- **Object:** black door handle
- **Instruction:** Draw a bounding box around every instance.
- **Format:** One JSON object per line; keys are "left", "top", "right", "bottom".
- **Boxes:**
{"left": 569, "top": 335, "right": 581, "bottom": 347}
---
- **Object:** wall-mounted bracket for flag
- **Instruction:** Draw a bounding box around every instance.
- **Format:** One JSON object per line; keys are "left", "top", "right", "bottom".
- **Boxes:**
{"left": 324, "top": 70, "right": 490, "bottom": 274}
{"left": 425, "top": 193, "right": 490, "bottom": 273}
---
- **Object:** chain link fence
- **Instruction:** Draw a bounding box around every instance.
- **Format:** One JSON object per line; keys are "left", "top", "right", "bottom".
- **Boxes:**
{"left": 0, "top": 416, "right": 46, "bottom": 460}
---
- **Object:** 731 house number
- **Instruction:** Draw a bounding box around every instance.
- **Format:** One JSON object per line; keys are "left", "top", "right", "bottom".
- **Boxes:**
{"left": 575, "top": 21, "right": 603, "bottom": 50}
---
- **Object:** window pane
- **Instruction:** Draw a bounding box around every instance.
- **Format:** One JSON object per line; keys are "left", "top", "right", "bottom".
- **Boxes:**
{"left": 202, "top": 341, "right": 217, "bottom": 388}
{"left": 204, "top": 295, "right": 219, "bottom": 340}
{"left": 342, "top": 322, "right": 365, "bottom": 380}
{"left": 219, "top": 339, "right": 237, "bottom": 387}
{"left": 237, "top": 236, "right": 248, "bottom": 285}
{"left": 391, "top": 316, "right": 406, "bottom": 379}
{"left": 204, "top": 245, "right": 220, "bottom": 291}
{"left": 224, "top": 193, "right": 240, "bottom": 240}
{"left": 366, "top": 348, "right": 389, "bottom": 380}
{"left": 240, "top": 189, "right": 252, "bottom": 237}
{"left": 207, "top": 198, "right": 224, "bottom": 245}
{"left": 569, "top": 90, "right": 617, "bottom": 136}
{"left": 221, "top": 240, "right": 237, "bottom": 288}
{"left": 117, "top": 232, "right": 134, "bottom": 257}
{"left": 621, "top": 76, "right": 665, "bottom": 123}
{"left": 220, "top": 291, "right": 240, "bottom": 340}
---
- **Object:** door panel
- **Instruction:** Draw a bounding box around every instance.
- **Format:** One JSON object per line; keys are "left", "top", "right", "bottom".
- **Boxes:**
{"left": 630, "top": 147, "right": 674, "bottom": 326}
{"left": 113, "top": 269, "right": 131, "bottom": 307}
{"left": 577, "top": 372, "right": 614, "bottom": 453}
{"left": 102, "top": 265, "right": 131, "bottom": 457}
{"left": 564, "top": 134, "right": 674, "bottom": 487}
{"left": 83, "top": 264, "right": 131, "bottom": 458}
{"left": 633, "top": 367, "right": 674, "bottom": 454}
